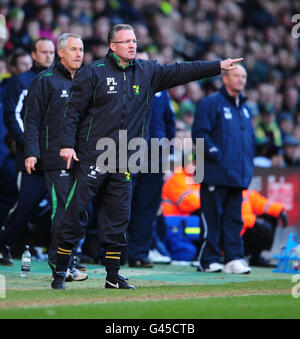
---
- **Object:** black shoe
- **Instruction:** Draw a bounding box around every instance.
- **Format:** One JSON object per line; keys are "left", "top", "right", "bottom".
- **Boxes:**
{"left": 51, "top": 271, "right": 66, "bottom": 290}
{"left": 0, "top": 245, "right": 13, "bottom": 266}
{"left": 249, "top": 256, "right": 276, "bottom": 268}
{"left": 128, "top": 258, "right": 154, "bottom": 268}
{"left": 105, "top": 274, "right": 136, "bottom": 290}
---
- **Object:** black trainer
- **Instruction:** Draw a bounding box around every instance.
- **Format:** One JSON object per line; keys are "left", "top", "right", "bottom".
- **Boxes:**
{"left": 105, "top": 274, "right": 136, "bottom": 290}
{"left": 51, "top": 271, "right": 66, "bottom": 290}
{"left": 0, "top": 245, "right": 13, "bottom": 266}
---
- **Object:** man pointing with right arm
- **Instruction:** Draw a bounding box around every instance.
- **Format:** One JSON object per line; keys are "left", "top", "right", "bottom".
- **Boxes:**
{"left": 53, "top": 23, "right": 243, "bottom": 290}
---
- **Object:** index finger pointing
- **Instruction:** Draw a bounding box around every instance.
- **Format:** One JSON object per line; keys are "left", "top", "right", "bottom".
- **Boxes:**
{"left": 67, "top": 156, "right": 71, "bottom": 169}
{"left": 26, "top": 164, "right": 31, "bottom": 175}
{"left": 232, "top": 58, "right": 243, "bottom": 63}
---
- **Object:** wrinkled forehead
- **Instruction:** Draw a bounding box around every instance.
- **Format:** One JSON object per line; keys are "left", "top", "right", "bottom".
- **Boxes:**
{"left": 65, "top": 37, "right": 84, "bottom": 49}
{"left": 113, "top": 29, "right": 136, "bottom": 41}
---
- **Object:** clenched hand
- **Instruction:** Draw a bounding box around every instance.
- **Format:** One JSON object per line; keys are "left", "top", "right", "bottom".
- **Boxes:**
{"left": 25, "top": 156, "right": 38, "bottom": 175}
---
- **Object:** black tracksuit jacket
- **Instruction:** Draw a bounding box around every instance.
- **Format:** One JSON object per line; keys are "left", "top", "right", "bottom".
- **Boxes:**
{"left": 24, "top": 60, "right": 76, "bottom": 170}
{"left": 4, "top": 64, "right": 47, "bottom": 171}
{"left": 60, "top": 50, "right": 221, "bottom": 166}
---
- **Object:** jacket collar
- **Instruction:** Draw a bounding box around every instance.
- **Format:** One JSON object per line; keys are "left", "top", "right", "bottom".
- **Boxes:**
{"left": 54, "top": 60, "right": 74, "bottom": 79}
{"left": 220, "top": 85, "right": 247, "bottom": 108}
{"left": 31, "top": 63, "right": 48, "bottom": 74}
{"left": 106, "top": 49, "right": 135, "bottom": 70}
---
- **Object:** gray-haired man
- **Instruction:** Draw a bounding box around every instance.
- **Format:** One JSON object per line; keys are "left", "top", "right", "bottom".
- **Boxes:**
{"left": 23, "top": 33, "right": 87, "bottom": 281}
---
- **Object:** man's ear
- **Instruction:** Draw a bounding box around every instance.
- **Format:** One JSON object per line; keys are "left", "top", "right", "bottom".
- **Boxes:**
{"left": 57, "top": 49, "right": 64, "bottom": 59}
{"left": 31, "top": 51, "right": 36, "bottom": 62}
{"left": 110, "top": 42, "right": 116, "bottom": 53}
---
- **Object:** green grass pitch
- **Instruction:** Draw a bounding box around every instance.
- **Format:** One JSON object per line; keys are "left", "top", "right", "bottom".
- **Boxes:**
{"left": 0, "top": 260, "right": 300, "bottom": 319}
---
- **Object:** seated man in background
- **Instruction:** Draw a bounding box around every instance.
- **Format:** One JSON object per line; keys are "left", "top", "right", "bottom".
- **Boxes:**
{"left": 162, "top": 154, "right": 200, "bottom": 217}
{"left": 241, "top": 189, "right": 288, "bottom": 267}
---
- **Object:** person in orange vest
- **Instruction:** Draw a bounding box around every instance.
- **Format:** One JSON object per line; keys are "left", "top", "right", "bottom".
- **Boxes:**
{"left": 161, "top": 154, "right": 201, "bottom": 261}
{"left": 162, "top": 155, "right": 200, "bottom": 217}
{"left": 241, "top": 189, "right": 288, "bottom": 267}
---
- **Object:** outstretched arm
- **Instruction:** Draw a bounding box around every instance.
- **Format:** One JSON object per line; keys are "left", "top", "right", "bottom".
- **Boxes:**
{"left": 151, "top": 57, "right": 244, "bottom": 94}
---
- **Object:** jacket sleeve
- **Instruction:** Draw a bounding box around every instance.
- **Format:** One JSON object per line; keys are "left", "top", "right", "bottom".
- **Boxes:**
{"left": 250, "top": 190, "right": 284, "bottom": 218}
{"left": 60, "top": 66, "right": 95, "bottom": 149}
{"left": 23, "top": 76, "right": 50, "bottom": 159}
{"left": 192, "top": 97, "right": 220, "bottom": 162}
{"left": 241, "top": 197, "right": 257, "bottom": 236}
{"left": 151, "top": 60, "right": 220, "bottom": 94}
{"left": 4, "top": 76, "right": 26, "bottom": 146}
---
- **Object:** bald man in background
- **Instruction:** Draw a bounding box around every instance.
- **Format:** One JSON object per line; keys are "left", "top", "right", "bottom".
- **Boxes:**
{"left": 192, "top": 65, "right": 255, "bottom": 275}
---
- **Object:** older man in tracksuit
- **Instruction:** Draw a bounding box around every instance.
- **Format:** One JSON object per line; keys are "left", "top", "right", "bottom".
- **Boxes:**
{"left": 53, "top": 23, "right": 243, "bottom": 290}
{"left": 192, "top": 64, "right": 255, "bottom": 274}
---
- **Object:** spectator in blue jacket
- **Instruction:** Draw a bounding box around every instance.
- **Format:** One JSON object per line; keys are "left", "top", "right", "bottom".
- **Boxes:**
{"left": 192, "top": 64, "right": 255, "bottom": 274}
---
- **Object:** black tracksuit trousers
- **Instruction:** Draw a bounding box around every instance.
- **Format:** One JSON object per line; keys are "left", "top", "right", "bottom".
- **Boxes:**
{"left": 56, "top": 162, "right": 132, "bottom": 278}
{"left": 44, "top": 170, "right": 70, "bottom": 268}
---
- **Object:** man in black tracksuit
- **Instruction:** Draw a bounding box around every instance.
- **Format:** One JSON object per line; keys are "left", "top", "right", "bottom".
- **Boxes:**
{"left": 54, "top": 24, "right": 243, "bottom": 290}
{"left": 23, "top": 33, "right": 88, "bottom": 281}
{"left": 0, "top": 38, "right": 55, "bottom": 265}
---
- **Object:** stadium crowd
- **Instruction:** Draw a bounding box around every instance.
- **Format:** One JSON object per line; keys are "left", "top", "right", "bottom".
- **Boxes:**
{"left": 0, "top": 0, "right": 299, "bottom": 267}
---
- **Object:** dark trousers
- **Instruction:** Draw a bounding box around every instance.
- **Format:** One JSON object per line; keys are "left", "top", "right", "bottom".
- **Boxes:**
{"left": 198, "top": 184, "right": 244, "bottom": 270}
{"left": 0, "top": 154, "right": 18, "bottom": 224}
{"left": 0, "top": 170, "right": 69, "bottom": 264}
{"left": 127, "top": 172, "right": 164, "bottom": 262}
{"left": 0, "top": 171, "right": 47, "bottom": 247}
{"left": 44, "top": 170, "right": 70, "bottom": 265}
{"left": 57, "top": 162, "right": 132, "bottom": 253}
{"left": 243, "top": 216, "right": 276, "bottom": 260}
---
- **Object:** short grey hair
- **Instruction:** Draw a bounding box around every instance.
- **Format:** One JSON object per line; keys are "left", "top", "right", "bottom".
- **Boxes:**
{"left": 57, "top": 33, "right": 82, "bottom": 51}
{"left": 107, "top": 24, "right": 135, "bottom": 44}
